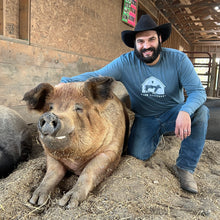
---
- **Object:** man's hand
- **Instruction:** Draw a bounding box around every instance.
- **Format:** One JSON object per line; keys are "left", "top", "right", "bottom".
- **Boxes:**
{"left": 55, "top": 83, "right": 65, "bottom": 88}
{"left": 175, "top": 111, "right": 191, "bottom": 140}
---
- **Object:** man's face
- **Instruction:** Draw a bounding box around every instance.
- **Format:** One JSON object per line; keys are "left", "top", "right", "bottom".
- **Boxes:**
{"left": 134, "top": 30, "right": 162, "bottom": 65}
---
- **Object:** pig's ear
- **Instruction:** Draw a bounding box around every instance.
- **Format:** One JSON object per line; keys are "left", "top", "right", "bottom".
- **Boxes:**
{"left": 23, "top": 83, "right": 54, "bottom": 111}
{"left": 84, "top": 77, "right": 114, "bottom": 103}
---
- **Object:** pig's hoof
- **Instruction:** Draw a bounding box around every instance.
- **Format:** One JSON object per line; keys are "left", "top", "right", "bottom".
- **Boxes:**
{"left": 29, "top": 192, "right": 49, "bottom": 206}
{"left": 67, "top": 199, "right": 79, "bottom": 209}
{"left": 58, "top": 195, "right": 79, "bottom": 208}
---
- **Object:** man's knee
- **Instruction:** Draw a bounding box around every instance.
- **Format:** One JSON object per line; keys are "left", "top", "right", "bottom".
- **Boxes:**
{"left": 127, "top": 146, "right": 152, "bottom": 161}
{"left": 127, "top": 138, "right": 159, "bottom": 161}
{"left": 194, "top": 105, "right": 209, "bottom": 123}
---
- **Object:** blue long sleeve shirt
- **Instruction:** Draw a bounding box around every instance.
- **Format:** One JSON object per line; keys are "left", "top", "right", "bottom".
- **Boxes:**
{"left": 61, "top": 48, "right": 206, "bottom": 117}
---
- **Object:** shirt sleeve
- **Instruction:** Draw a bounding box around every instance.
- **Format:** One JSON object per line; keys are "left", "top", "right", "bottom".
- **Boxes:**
{"left": 178, "top": 53, "right": 207, "bottom": 115}
{"left": 60, "top": 56, "right": 123, "bottom": 83}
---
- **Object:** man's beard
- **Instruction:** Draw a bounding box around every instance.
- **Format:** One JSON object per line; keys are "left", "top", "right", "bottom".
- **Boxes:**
{"left": 134, "top": 41, "right": 162, "bottom": 64}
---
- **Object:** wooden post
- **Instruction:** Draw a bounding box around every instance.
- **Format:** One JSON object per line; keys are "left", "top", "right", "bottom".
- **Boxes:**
{"left": 3, "top": 0, "right": 20, "bottom": 38}
{"left": 216, "top": 62, "right": 220, "bottom": 97}
{"left": 0, "top": 1, "right": 3, "bottom": 35}
{"left": 209, "top": 54, "right": 217, "bottom": 97}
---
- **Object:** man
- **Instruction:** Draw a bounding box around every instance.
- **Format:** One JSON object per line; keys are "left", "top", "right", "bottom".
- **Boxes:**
{"left": 60, "top": 14, "right": 209, "bottom": 193}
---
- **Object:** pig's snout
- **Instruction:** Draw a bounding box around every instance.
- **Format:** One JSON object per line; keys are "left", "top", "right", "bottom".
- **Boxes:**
{"left": 38, "top": 112, "right": 61, "bottom": 136}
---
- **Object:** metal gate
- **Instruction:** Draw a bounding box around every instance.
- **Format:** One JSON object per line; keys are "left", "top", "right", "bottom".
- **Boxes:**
{"left": 184, "top": 51, "right": 220, "bottom": 97}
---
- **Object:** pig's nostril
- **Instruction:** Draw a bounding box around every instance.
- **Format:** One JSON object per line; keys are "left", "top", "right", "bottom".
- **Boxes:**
{"left": 40, "top": 120, "right": 46, "bottom": 127}
{"left": 52, "top": 120, "right": 57, "bottom": 128}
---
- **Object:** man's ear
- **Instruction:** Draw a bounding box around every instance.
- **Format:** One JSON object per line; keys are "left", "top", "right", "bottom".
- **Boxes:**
{"left": 84, "top": 77, "right": 114, "bottom": 103}
{"left": 23, "top": 83, "right": 54, "bottom": 112}
{"left": 159, "top": 35, "right": 162, "bottom": 43}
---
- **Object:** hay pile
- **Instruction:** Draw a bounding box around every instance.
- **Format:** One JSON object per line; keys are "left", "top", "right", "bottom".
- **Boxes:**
{"left": 0, "top": 124, "right": 219, "bottom": 219}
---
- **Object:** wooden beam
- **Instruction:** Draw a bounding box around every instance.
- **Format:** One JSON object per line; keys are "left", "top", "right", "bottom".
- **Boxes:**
{"left": 193, "top": 41, "right": 220, "bottom": 45}
{"left": 185, "top": 30, "right": 220, "bottom": 33}
{"left": 183, "top": 26, "right": 220, "bottom": 30}
{"left": 157, "top": 3, "right": 219, "bottom": 9}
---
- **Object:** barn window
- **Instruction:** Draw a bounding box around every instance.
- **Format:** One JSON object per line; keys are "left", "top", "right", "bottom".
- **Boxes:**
{"left": 0, "top": 0, "right": 29, "bottom": 41}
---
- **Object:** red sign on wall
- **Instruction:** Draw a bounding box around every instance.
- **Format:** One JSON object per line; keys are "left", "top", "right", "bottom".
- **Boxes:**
{"left": 122, "top": 0, "right": 138, "bottom": 27}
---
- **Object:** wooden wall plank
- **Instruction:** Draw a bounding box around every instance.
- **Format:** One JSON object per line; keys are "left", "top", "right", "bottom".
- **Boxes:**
{"left": 0, "top": 0, "right": 3, "bottom": 35}
{"left": 3, "top": 0, "right": 19, "bottom": 38}
{"left": 19, "top": 0, "right": 29, "bottom": 40}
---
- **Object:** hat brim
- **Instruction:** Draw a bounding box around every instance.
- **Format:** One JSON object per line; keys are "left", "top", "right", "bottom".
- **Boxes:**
{"left": 121, "top": 23, "right": 172, "bottom": 48}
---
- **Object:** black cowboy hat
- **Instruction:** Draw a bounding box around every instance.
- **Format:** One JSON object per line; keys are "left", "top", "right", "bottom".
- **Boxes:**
{"left": 121, "top": 14, "right": 172, "bottom": 48}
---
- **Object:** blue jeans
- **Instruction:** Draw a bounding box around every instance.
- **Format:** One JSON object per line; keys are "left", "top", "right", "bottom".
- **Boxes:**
{"left": 127, "top": 104, "right": 209, "bottom": 173}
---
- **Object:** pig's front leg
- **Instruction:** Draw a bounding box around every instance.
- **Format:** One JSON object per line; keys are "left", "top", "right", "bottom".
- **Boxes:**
{"left": 59, "top": 151, "right": 120, "bottom": 208}
{"left": 29, "top": 154, "right": 66, "bottom": 206}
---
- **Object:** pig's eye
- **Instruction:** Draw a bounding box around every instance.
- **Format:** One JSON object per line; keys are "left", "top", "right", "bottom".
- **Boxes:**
{"left": 49, "top": 104, "right": 53, "bottom": 111}
{"left": 75, "top": 104, "right": 83, "bottom": 113}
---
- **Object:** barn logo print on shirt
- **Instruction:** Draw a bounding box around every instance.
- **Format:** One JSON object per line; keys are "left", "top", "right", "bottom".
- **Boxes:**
{"left": 141, "top": 76, "right": 166, "bottom": 97}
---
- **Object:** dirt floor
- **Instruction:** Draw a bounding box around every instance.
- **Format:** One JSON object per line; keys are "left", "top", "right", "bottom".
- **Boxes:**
{"left": 0, "top": 123, "right": 219, "bottom": 220}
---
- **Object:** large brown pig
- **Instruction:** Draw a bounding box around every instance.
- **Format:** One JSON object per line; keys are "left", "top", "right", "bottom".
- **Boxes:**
{"left": 23, "top": 77, "right": 131, "bottom": 208}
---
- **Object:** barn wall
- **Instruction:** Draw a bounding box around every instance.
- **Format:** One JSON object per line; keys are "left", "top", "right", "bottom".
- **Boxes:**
{"left": 0, "top": 0, "right": 191, "bottom": 122}
{"left": 0, "top": 38, "right": 109, "bottom": 122}
{"left": 30, "top": 0, "right": 130, "bottom": 61}
{"left": 193, "top": 44, "right": 220, "bottom": 58}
